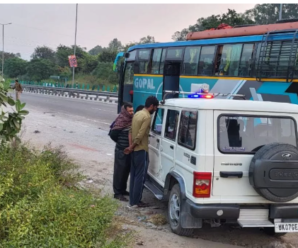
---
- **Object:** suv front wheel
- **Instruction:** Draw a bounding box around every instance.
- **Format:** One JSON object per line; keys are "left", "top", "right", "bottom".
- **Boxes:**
{"left": 168, "top": 184, "right": 194, "bottom": 236}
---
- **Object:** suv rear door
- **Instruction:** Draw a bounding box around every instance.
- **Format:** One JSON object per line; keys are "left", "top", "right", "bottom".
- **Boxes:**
{"left": 213, "top": 111, "right": 298, "bottom": 199}
{"left": 213, "top": 111, "right": 259, "bottom": 198}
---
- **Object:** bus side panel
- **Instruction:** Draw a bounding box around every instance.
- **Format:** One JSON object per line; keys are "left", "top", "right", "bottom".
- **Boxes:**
{"left": 256, "top": 82, "right": 298, "bottom": 104}
{"left": 133, "top": 75, "right": 163, "bottom": 109}
{"left": 179, "top": 77, "right": 218, "bottom": 92}
{"left": 180, "top": 77, "right": 298, "bottom": 104}
{"left": 133, "top": 74, "right": 298, "bottom": 107}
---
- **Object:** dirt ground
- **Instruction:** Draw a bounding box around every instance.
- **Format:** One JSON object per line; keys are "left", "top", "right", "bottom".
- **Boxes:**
{"left": 20, "top": 106, "right": 298, "bottom": 248}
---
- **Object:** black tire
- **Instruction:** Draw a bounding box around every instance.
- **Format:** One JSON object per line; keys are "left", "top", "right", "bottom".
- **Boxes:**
{"left": 249, "top": 143, "right": 298, "bottom": 202}
{"left": 262, "top": 227, "right": 287, "bottom": 237}
{"left": 168, "top": 184, "right": 194, "bottom": 237}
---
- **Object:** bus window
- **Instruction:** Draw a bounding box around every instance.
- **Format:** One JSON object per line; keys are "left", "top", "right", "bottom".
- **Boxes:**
{"left": 159, "top": 48, "right": 167, "bottom": 74}
{"left": 239, "top": 44, "right": 254, "bottom": 77}
{"left": 138, "top": 49, "right": 151, "bottom": 74}
{"left": 167, "top": 48, "right": 184, "bottom": 60}
{"left": 182, "top": 46, "right": 201, "bottom": 75}
{"left": 278, "top": 41, "right": 292, "bottom": 77}
{"left": 198, "top": 46, "right": 216, "bottom": 75}
{"left": 126, "top": 50, "right": 137, "bottom": 62}
{"left": 258, "top": 40, "right": 298, "bottom": 79}
{"left": 295, "top": 46, "right": 298, "bottom": 77}
{"left": 124, "top": 62, "right": 134, "bottom": 85}
{"left": 151, "top": 48, "right": 163, "bottom": 74}
{"left": 218, "top": 44, "right": 242, "bottom": 76}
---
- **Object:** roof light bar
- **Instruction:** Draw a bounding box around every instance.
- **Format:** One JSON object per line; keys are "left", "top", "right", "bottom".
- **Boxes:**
{"left": 160, "top": 90, "right": 245, "bottom": 104}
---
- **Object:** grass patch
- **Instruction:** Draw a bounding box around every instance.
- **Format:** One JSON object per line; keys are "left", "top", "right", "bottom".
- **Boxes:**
{"left": 0, "top": 144, "right": 130, "bottom": 248}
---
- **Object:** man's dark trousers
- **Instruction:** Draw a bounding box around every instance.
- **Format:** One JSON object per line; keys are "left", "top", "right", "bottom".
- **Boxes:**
{"left": 113, "top": 147, "right": 131, "bottom": 197}
{"left": 129, "top": 150, "right": 149, "bottom": 206}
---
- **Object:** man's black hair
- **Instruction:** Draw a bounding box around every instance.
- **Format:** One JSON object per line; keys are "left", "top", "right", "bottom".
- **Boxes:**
{"left": 145, "top": 96, "right": 159, "bottom": 108}
{"left": 123, "top": 102, "right": 133, "bottom": 110}
{"left": 135, "top": 105, "right": 144, "bottom": 113}
{"left": 15, "top": 79, "right": 18, "bottom": 82}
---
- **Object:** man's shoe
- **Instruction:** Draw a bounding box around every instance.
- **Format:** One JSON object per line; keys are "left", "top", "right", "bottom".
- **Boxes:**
{"left": 138, "top": 201, "right": 149, "bottom": 207}
{"left": 122, "top": 191, "right": 130, "bottom": 196}
{"left": 127, "top": 204, "right": 139, "bottom": 210}
{"left": 114, "top": 195, "right": 128, "bottom": 202}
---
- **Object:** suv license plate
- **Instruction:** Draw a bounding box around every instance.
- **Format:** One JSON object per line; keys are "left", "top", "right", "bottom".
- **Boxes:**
{"left": 275, "top": 223, "right": 298, "bottom": 233}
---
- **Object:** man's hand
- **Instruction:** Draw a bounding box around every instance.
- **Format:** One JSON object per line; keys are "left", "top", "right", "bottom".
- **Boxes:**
{"left": 124, "top": 146, "right": 133, "bottom": 155}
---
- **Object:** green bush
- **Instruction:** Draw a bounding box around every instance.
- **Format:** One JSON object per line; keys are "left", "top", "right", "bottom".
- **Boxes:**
{"left": 0, "top": 144, "right": 128, "bottom": 248}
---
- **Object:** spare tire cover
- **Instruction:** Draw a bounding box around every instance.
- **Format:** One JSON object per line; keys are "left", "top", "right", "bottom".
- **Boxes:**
{"left": 249, "top": 143, "right": 298, "bottom": 202}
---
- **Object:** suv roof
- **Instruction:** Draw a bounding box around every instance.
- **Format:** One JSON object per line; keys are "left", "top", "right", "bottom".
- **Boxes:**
{"left": 163, "top": 98, "right": 298, "bottom": 114}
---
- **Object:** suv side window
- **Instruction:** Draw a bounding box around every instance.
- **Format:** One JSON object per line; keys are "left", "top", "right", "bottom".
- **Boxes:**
{"left": 178, "top": 110, "right": 198, "bottom": 150}
{"left": 152, "top": 108, "right": 164, "bottom": 135}
{"left": 165, "top": 110, "right": 180, "bottom": 141}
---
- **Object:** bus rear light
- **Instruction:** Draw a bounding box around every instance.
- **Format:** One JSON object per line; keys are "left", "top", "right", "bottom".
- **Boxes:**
{"left": 129, "top": 90, "right": 133, "bottom": 95}
{"left": 193, "top": 172, "right": 212, "bottom": 198}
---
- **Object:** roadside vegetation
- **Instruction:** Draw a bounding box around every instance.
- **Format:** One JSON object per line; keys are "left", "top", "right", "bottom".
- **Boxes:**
{"left": 0, "top": 84, "right": 131, "bottom": 248}
{"left": 0, "top": 144, "right": 130, "bottom": 248}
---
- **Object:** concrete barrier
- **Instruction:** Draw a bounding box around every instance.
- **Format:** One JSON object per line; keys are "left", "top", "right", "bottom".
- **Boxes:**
{"left": 22, "top": 86, "right": 118, "bottom": 104}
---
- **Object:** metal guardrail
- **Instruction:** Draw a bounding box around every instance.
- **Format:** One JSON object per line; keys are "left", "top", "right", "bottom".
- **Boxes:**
{"left": 20, "top": 85, "right": 119, "bottom": 103}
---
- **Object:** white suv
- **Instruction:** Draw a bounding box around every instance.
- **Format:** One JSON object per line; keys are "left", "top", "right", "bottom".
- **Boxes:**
{"left": 145, "top": 95, "right": 298, "bottom": 237}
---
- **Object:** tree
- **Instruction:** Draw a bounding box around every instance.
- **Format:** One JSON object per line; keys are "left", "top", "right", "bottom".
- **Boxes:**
{"left": 98, "top": 48, "right": 117, "bottom": 63}
{"left": 92, "top": 62, "right": 117, "bottom": 84}
{"left": 0, "top": 52, "right": 20, "bottom": 66}
{"left": 139, "top": 35, "right": 156, "bottom": 44}
{"left": 79, "top": 53, "right": 98, "bottom": 74}
{"left": 122, "top": 42, "right": 138, "bottom": 52}
{"left": 244, "top": 4, "right": 298, "bottom": 25}
{"left": 55, "top": 45, "right": 73, "bottom": 68}
{"left": 171, "top": 29, "right": 190, "bottom": 41}
{"left": 88, "top": 45, "right": 103, "bottom": 56}
{"left": 31, "top": 46, "right": 56, "bottom": 62}
{"left": 57, "top": 66, "right": 71, "bottom": 78}
{"left": 108, "top": 38, "right": 123, "bottom": 52}
{"left": 4, "top": 58, "right": 27, "bottom": 78}
{"left": 27, "top": 59, "right": 56, "bottom": 81}
{"left": 172, "top": 9, "right": 255, "bottom": 41}
{"left": 55, "top": 45, "right": 88, "bottom": 73}
{"left": 122, "top": 36, "right": 156, "bottom": 52}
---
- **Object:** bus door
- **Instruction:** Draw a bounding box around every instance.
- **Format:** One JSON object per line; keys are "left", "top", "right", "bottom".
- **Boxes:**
{"left": 117, "top": 51, "right": 136, "bottom": 113}
{"left": 163, "top": 61, "right": 180, "bottom": 100}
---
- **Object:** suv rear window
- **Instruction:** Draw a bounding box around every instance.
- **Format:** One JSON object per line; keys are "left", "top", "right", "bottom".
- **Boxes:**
{"left": 218, "top": 115, "right": 297, "bottom": 153}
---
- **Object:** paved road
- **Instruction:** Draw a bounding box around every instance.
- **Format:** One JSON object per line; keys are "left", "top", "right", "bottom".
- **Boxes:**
{"left": 17, "top": 92, "right": 118, "bottom": 129}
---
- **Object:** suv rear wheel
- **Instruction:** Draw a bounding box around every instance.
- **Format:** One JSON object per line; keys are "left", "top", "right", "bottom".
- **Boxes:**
{"left": 168, "top": 184, "right": 194, "bottom": 236}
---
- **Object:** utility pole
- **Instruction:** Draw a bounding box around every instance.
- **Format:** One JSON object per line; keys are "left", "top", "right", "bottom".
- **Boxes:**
{"left": 279, "top": 4, "right": 282, "bottom": 21}
{"left": 72, "top": 4, "right": 78, "bottom": 88}
{"left": 0, "top": 23, "right": 12, "bottom": 81}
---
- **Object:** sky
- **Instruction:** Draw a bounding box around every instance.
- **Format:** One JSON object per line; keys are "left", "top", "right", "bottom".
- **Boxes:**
{"left": 0, "top": 4, "right": 256, "bottom": 60}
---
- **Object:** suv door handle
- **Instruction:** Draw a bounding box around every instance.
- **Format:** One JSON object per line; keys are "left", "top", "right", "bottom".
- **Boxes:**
{"left": 170, "top": 145, "right": 174, "bottom": 149}
{"left": 220, "top": 171, "right": 243, "bottom": 178}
